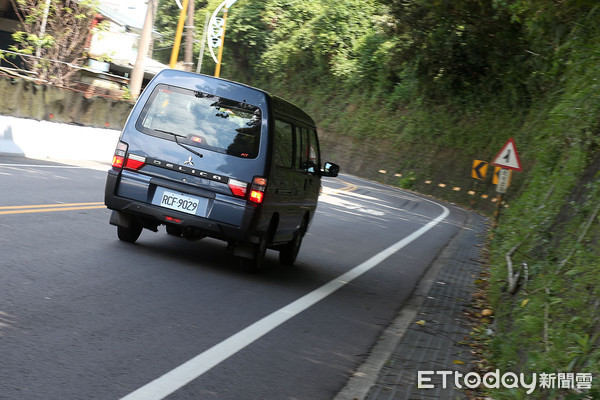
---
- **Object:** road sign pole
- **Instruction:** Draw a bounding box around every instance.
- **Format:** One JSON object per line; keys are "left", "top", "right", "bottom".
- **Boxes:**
{"left": 471, "top": 180, "right": 479, "bottom": 209}
{"left": 470, "top": 159, "right": 489, "bottom": 210}
{"left": 495, "top": 168, "right": 511, "bottom": 194}
{"left": 494, "top": 194, "right": 504, "bottom": 223}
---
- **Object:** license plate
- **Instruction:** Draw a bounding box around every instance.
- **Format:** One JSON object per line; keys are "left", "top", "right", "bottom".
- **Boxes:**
{"left": 155, "top": 189, "right": 203, "bottom": 215}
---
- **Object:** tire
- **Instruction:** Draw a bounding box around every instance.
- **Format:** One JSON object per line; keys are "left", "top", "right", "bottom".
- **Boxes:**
{"left": 117, "top": 223, "right": 143, "bottom": 243}
{"left": 279, "top": 218, "right": 307, "bottom": 266}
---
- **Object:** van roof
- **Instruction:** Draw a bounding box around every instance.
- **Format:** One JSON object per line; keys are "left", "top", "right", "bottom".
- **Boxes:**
{"left": 269, "top": 95, "right": 315, "bottom": 128}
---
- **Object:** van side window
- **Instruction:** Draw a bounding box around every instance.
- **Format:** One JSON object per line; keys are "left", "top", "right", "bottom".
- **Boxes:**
{"left": 294, "top": 127, "right": 321, "bottom": 172}
{"left": 293, "top": 127, "right": 304, "bottom": 170}
{"left": 274, "top": 119, "right": 293, "bottom": 168}
{"left": 307, "top": 129, "right": 321, "bottom": 171}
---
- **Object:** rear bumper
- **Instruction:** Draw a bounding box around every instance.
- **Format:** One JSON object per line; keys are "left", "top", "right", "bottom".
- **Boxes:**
{"left": 104, "top": 170, "right": 256, "bottom": 242}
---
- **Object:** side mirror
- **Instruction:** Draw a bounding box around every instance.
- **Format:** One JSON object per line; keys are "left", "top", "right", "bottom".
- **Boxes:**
{"left": 321, "top": 162, "right": 339, "bottom": 177}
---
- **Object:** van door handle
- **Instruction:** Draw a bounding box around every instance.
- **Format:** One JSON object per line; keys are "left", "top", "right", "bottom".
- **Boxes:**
{"left": 277, "top": 188, "right": 292, "bottom": 195}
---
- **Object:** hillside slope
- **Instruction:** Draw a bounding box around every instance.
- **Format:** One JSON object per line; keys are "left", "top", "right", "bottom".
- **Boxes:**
{"left": 211, "top": 2, "right": 600, "bottom": 398}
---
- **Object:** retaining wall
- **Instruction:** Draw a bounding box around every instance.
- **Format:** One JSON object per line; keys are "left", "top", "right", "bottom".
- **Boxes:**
{"left": 0, "top": 76, "right": 133, "bottom": 129}
{"left": 0, "top": 76, "right": 132, "bottom": 163}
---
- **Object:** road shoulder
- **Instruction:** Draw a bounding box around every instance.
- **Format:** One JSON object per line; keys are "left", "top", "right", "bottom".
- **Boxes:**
{"left": 335, "top": 207, "right": 488, "bottom": 400}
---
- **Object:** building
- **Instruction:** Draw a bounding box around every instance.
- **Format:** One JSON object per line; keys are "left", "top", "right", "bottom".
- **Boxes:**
{"left": 0, "top": 0, "right": 165, "bottom": 97}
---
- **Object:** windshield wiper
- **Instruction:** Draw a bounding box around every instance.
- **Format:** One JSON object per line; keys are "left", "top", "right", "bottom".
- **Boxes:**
{"left": 154, "top": 129, "right": 204, "bottom": 158}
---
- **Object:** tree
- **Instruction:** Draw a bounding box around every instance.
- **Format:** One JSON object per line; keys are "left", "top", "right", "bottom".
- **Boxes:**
{"left": 226, "top": 0, "right": 382, "bottom": 82}
{"left": 153, "top": 0, "right": 209, "bottom": 68}
{"left": 387, "top": 0, "right": 527, "bottom": 98}
{"left": 8, "top": 0, "right": 103, "bottom": 86}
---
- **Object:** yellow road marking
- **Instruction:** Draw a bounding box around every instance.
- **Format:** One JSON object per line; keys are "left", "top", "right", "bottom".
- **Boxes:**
{"left": 325, "top": 178, "right": 358, "bottom": 194}
{"left": 0, "top": 202, "right": 106, "bottom": 215}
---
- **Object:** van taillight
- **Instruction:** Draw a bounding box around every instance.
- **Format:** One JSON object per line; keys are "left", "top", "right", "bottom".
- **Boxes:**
{"left": 228, "top": 178, "right": 248, "bottom": 198}
{"left": 249, "top": 177, "right": 267, "bottom": 204}
{"left": 249, "top": 190, "right": 264, "bottom": 204}
{"left": 112, "top": 155, "right": 124, "bottom": 169}
{"left": 111, "top": 142, "right": 146, "bottom": 171}
{"left": 112, "top": 141, "right": 128, "bottom": 170}
{"left": 124, "top": 154, "right": 146, "bottom": 170}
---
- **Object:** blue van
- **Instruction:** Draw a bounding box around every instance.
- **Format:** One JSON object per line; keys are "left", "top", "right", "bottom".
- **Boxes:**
{"left": 104, "top": 69, "right": 339, "bottom": 270}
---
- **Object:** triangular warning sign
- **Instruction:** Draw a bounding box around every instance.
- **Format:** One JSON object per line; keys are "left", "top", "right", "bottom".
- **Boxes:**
{"left": 491, "top": 138, "right": 522, "bottom": 171}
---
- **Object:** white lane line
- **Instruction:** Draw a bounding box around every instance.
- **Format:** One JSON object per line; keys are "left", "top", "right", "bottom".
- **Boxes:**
{"left": 0, "top": 163, "right": 109, "bottom": 172}
{"left": 121, "top": 204, "right": 450, "bottom": 400}
{"left": 0, "top": 164, "right": 89, "bottom": 168}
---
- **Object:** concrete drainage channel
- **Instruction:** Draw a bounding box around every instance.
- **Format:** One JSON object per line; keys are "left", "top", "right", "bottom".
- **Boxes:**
{"left": 0, "top": 115, "right": 120, "bottom": 163}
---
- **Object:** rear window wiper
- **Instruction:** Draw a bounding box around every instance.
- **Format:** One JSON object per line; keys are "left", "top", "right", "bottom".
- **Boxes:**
{"left": 175, "top": 135, "right": 204, "bottom": 158}
{"left": 153, "top": 129, "right": 204, "bottom": 158}
{"left": 154, "top": 128, "right": 185, "bottom": 138}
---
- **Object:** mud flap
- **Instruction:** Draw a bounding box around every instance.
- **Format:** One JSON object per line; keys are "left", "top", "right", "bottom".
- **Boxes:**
{"left": 233, "top": 237, "right": 259, "bottom": 259}
{"left": 110, "top": 210, "right": 133, "bottom": 228}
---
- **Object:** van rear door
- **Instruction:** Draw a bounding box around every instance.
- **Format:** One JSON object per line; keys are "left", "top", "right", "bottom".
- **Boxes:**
{"left": 112, "top": 82, "right": 268, "bottom": 229}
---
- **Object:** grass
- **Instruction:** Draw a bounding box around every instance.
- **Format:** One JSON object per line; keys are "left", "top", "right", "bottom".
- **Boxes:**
{"left": 250, "top": 22, "right": 600, "bottom": 398}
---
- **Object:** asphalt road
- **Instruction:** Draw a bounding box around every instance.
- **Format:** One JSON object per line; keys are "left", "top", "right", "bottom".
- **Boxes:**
{"left": 0, "top": 156, "right": 470, "bottom": 400}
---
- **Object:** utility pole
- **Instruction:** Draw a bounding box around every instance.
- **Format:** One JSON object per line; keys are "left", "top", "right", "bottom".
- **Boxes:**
{"left": 169, "top": 0, "right": 190, "bottom": 68}
{"left": 196, "top": 12, "right": 210, "bottom": 74}
{"left": 213, "top": 6, "right": 229, "bottom": 78}
{"left": 130, "top": 0, "right": 157, "bottom": 99}
{"left": 184, "top": 0, "right": 195, "bottom": 71}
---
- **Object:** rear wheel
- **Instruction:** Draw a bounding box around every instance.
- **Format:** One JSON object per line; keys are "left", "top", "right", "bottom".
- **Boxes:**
{"left": 117, "top": 222, "right": 143, "bottom": 243}
{"left": 279, "top": 218, "right": 307, "bottom": 266}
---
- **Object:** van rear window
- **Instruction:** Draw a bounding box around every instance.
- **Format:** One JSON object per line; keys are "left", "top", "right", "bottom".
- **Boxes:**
{"left": 136, "top": 84, "right": 262, "bottom": 159}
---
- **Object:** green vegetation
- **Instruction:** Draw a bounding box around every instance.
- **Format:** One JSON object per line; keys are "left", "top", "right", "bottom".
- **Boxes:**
{"left": 7, "top": 0, "right": 105, "bottom": 85}
{"left": 160, "top": 1, "right": 600, "bottom": 397}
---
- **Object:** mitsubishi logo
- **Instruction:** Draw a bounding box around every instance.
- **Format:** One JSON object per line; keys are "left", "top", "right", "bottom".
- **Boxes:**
{"left": 183, "top": 156, "right": 194, "bottom": 167}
